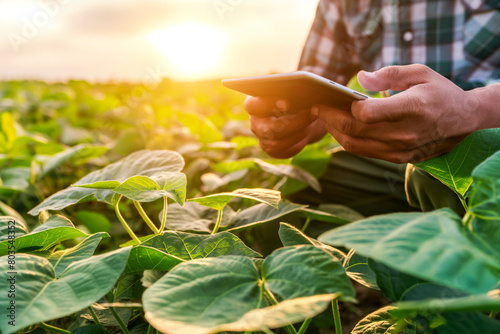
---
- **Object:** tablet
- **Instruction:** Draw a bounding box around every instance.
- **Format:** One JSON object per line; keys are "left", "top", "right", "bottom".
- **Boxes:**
{"left": 221, "top": 71, "right": 369, "bottom": 112}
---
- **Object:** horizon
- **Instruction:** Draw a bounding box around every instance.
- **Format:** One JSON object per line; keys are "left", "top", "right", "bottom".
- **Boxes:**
{"left": 1, "top": 0, "right": 320, "bottom": 83}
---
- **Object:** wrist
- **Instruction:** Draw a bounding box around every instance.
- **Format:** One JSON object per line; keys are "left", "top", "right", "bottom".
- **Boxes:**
{"left": 467, "top": 84, "right": 500, "bottom": 131}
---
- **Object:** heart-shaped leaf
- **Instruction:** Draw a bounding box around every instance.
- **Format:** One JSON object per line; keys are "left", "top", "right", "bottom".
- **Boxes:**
{"left": 125, "top": 231, "right": 260, "bottom": 273}
{"left": 29, "top": 150, "right": 184, "bottom": 215}
{"left": 0, "top": 247, "right": 131, "bottom": 334}
{"left": 143, "top": 246, "right": 354, "bottom": 334}
{"left": 143, "top": 256, "right": 263, "bottom": 334}
{"left": 319, "top": 209, "right": 500, "bottom": 294}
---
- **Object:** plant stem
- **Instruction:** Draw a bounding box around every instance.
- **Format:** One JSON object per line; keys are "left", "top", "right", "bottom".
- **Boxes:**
{"left": 133, "top": 201, "right": 160, "bottom": 234}
{"left": 39, "top": 322, "right": 71, "bottom": 334}
{"left": 88, "top": 306, "right": 101, "bottom": 325}
{"left": 147, "top": 324, "right": 155, "bottom": 334}
{"left": 297, "top": 318, "right": 312, "bottom": 334}
{"left": 263, "top": 288, "right": 297, "bottom": 334}
{"left": 114, "top": 195, "right": 141, "bottom": 245}
{"left": 159, "top": 196, "right": 168, "bottom": 233}
{"left": 462, "top": 211, "right": 474, "bottom": 229}
{"left": 109, "top": 306, "right": 131, "bottom": 334}
{"left": 332, "top": 299, "right": 342, "bottom": 334}
{"left": 211, "top": 208, "right": 223, "bottom": 234}
{"left": 459, "top": 195, "right": 468, "bottom": 211}
{"left": 391, "top": 319, "right": 406, "bottom": 334}
{"left": 301, "top": 217, "right": 311, "bottom": 233}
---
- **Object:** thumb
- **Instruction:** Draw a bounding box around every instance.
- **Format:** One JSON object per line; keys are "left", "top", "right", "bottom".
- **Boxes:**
{"left": 358, "top": 64, "right": 433, "bottom": 92}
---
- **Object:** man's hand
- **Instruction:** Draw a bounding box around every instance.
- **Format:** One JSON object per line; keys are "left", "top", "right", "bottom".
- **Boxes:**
{"left": 311, "top": 64, "right": 481, "bottom": 163}
{"left": 245, "top": 96, "right": 327, "bottom": 159}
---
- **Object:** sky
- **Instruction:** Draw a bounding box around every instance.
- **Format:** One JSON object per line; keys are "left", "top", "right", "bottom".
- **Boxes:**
{"left": 0, "top": 0, "right": 320, "bottom": 82}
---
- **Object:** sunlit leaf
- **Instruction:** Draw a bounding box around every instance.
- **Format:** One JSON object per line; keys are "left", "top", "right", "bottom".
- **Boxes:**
{"left": 29, "top": 150, "right": 185, "bottom": 215}
{"left": 319, "top": 209, "right": 500, "bottom": 295}
{"left": 188, "top": 188, "right": 280, "bottom": 211}
{"left": 0, "top": 247, "right": 131, "bottom": 334}
{"left": 415, "top": 129, "right": 500, "bottom": 197}
{"left": 125, "top": 231, "right": 259, "bottom": 273}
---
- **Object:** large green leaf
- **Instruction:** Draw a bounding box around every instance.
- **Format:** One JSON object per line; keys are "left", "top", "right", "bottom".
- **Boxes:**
{"left": 263, "top": 245, "right": 355, "bottom": 301}
{"left": 188, "top": 188, "right": 280, "bottom": 211}
{"left": 415, "top": 128, "right": 500, "bottom": 197}
{"left": 0, "top": 215, "right": 88, "bottom": 256}
{"left": 143, "top": 256, "right": 263, "bottom": 333}
{"left": 146, "top": 293, "right": 338, "bottom": 334}
{"left": 29, "top": 150, "right": 185, "bottom": 215}
{"left": 319, "top": 209, "right": 500, "bottom": 295}
{"left": 143, "top": 246, "right": 355, "bottom": 334}
{"left": 0, "top": 247, "right": 131, "bottom": 334}
{"left": 125, "top": 231, "right": 260, "bottom": 273}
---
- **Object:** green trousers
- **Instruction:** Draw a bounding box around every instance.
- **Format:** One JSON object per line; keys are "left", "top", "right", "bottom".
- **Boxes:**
{"left": 289, "top": 149, "right": 465, "bottom": 217}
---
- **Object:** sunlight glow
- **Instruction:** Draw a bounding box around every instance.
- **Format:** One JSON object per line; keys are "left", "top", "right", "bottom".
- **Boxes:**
{"left": 149, "top": 23, "right": 227, "bottom": 80}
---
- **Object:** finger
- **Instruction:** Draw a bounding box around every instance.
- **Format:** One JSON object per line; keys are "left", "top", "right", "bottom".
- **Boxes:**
{"left": 351, "top": 91, "right": 423, "bottom": 124}
{"left": 357, "top": 64, "right": 434, "bottom": 92}
{"left": 244, "top": 96, "right": 289, "bottom": 116}
{"left": 258, "top": 121, "right": 317, "bottom": 159}
{"left": 312, "top": 104, "right": 366, "bottom": 137}
{"left": 250, "top": 109, "right": 311, "bottom": 140}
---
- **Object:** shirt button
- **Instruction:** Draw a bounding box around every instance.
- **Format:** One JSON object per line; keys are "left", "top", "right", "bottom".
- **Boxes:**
{"left": 403, "top": 31, "right": 414, "bottom": 42}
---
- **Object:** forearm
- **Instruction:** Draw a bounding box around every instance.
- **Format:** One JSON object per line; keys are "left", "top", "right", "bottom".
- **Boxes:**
{"left": 468, "top": 84, "right": 500, "bottom": 131}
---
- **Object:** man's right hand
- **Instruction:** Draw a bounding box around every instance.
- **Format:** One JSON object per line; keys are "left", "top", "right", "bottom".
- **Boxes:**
{"left": 244, "top": 96, "right": 327, "bottom": 159}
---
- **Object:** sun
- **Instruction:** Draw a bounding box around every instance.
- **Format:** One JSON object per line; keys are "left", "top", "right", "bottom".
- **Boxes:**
{"left": 149, "top": 23, "right": 227, "bottom": 80}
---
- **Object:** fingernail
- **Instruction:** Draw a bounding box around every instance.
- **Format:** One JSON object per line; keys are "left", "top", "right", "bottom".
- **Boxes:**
{"left": 311, "top": 105, "right": 319, "bottom": 117}
{"left": 275, "top": 99, "right": 287, "bottom": 112}
{"left": 360, "top": 70, "right": 375, "bottom": 78}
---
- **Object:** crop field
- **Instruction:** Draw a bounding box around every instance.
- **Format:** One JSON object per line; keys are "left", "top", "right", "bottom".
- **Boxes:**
{"left": 0, "top": 79, "right": 499, "bottom": 334}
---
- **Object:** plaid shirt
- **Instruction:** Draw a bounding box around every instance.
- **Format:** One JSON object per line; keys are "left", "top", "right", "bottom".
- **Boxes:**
{"left": 299, "top": 0, "right": 500, "bottom": 90}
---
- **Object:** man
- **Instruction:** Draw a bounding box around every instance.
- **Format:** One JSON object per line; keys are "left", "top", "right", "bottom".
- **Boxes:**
{"left": 244, "top": 0, "right": 500, "bottom": 216}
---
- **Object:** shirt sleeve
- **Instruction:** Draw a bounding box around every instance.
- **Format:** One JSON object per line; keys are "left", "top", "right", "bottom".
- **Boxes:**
{"left": 297, "top": 0, "right": 361, "bottom": 85}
